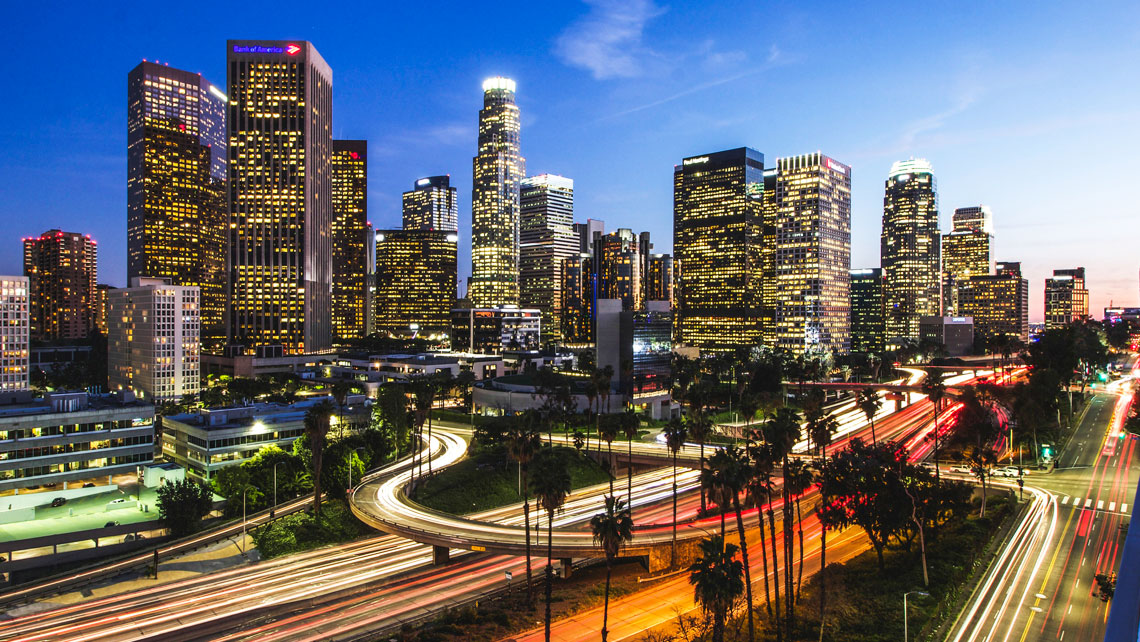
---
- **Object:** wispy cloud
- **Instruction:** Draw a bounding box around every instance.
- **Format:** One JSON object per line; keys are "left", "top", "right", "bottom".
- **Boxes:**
{"left": 554, "top": 0, "right": 666, "bottom": 80}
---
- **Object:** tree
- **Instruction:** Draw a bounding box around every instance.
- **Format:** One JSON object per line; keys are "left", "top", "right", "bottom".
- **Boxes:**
{"left": 621, "top": 409, "right": 641, "bottom": 505}
{"left": 722, "top": 445, "right": 757, "bottom": 642}
{"left": 783, "top": 458, "right": 814, "bottom": 603}
{"left": 590, "top": 495, "right": 634, "bottom": 642}
{"left": 663, "top": 417, "right": 687, "bottom": 566}
{"left": 156, "top": 479, "right": 215, "bottom": 537}
{"left": 857, "top": 388, "right": 883, "bottom": 444}
{"left": 507, "top": 420, "right": 542, "bottom": 605}
{"left": 688, "top": 536, "right": 745, "bottom": 642}
{"left": 530, "top": 447, "right": 573, "bottom": 642}
{"left": 806, "top": 403, "right": 839, "bottom": 458}
{"left": 762, "top": 406, "right": 802, "bottom": 627}
{"left": 747, "top": 441, "right": 781, "bottom": 641}
{"left": 303, "top": 400, "right": 334, "bottom": 515}
{"left": 687, "top": 386, "right": 713, "bottom": 515}
{"left": 921, "top": 369, "right": 947, "bottom": 486}
{"left": 966, "top": 445, "right": 997, "bottom": 517}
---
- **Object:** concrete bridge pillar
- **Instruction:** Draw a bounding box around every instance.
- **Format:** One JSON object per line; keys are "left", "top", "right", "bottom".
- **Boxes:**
{"left": 560, "top": 558, "right": 573, "bottom": 578}
{"left": 432, "top": 545, "right": 450, "bottom": 565}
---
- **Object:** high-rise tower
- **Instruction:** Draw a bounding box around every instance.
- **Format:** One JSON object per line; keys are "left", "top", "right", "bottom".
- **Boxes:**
{"left": 127, "top": 61, "right": 227, "bottom": 353}
{"left": 1045, "top": 267, "right": 1089, "bottom": 329}
{"left": 331, "top": 140, "right": 368, "bottom": 342}
{"left": 773, "top": 153, "right": 852, "bottom": 354}
{"left": 470, "top": 77, "right": 524, "bottom": 307}
{"left": 881, "top": 158, "right": 940, "bottom": 346}
{"left": 942, "top": 206, "right": 994, "bottom": 315}
{"left": 23, "top": 230, "right": 98, "bottom": 341}
{"left": 519, "top": 174, "right": 576, "bottom": 344}
{"left": 226, "top": 40, "right": 333, "bottom": 354}
{"left": 673, "top": 148, "right": 765, "bottom": 352}
{"left": 403, "top": 176, "right": 458, "bottom": 232}
{"left": 0, "top": 276, "right": 29, "bottom": 392}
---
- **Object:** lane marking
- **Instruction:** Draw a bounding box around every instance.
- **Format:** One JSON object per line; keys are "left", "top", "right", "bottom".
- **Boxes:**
{"left": 1085, "top": 498, "right": 1093, "bottom": 508}
{"left": 1109, "top": 502, "right": 1116, "bottom": 512}
{"left": 1097, "top": 500, "right": 1104, "bottom": 510}
{"left": 1124, "top": 503, "right": 1129, "bottom": 513}
{"left": 1062, "top": 496, "right": 1070, "bottom": 505}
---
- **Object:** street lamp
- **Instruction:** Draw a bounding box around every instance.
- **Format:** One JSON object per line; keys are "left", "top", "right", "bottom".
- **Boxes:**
{"left": 346, "top": 447, "right": 366, "bottom": 493}
{"left": 272, "top": 461, "right": 284, "bottom": 518}
{"left": 904, "top": 590, "right": 930, "bottom": 642}
{"left": 241, "top": 486, "right": 255, "bottom": 556}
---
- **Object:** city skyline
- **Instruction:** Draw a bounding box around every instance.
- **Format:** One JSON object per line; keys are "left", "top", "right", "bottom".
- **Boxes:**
{"left": 2, "top": 1, "right": 1139, "bottom": 321}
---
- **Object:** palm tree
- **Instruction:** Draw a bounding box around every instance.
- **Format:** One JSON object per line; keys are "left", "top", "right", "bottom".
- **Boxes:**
{"left": 530, "top": 448, "right": 573, "bottom": 642}
{"left": 856, "top": 387, "right": 883, "bottom": 444}
{"left": 922, "top": 369, "right": 947, "bottom": 486}
{"left": 739, "top": 390, "right": 762, "bottom": 442}
{"left": 763, "top": 406, "right": 802, "bottom": 627}
{"left": 783, "top": 458, "right": 814, "bottom": 603}
{"left": 806, "top": 405, "right": 839, "bottom": 458}
{"left": 702, "top": 450, "right": 733, "bottom": 537}
{"left": 723, "top": 445, "right": 757, "bottom": 642}
{"left": 747, "top": 441, "right": 780, "bottom": 641}
{"left": 689, "top": 536, "right": 745, "bottom": 642}
{"left": 597, "top": 365, "right": 615, "bottom": 414}
{"left": 621, "top": 410, "right": 640, "bottom": 505}
{"left": 590, "top": 495, "right": 634, "bottom": 642}
{"left": 583, "top": 368, "right": 599, "bottom": 451}
{"left": 663, "top": 417, "right": 687, "bottom": 566}
{"left": 687, "top": 388, "right": 713, "bottom": 514}
{"left": 967, "top": 445, "right": 998, "bottom": 517}
{"left": 507, "top": 421, "right": 542, "bottom": 604}
{"left": 598, "top": 414, "right": 619, "bottom": 494}
{"left": 303, "top": 400, "right": 334, "bottom": 515}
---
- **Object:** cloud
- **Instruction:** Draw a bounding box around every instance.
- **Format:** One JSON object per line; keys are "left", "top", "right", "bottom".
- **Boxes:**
{"left": 555, "top": 0, "right": 666, "bottom": 80}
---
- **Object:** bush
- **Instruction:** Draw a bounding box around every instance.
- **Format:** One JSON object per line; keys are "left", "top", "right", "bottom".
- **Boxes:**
{"left": 251, "top": 499, "right": 372, "bottom": 559}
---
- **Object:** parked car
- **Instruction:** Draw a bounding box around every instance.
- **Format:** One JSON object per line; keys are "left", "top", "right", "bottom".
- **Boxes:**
{"left": 110, "top": 498, "right": 128, "bottom": 504}
{"left": 104, "top": 521, "right": 119, "bottom": 528}
{"left": 949, "top": 465, "right": 972, "bottom": 474}
{"left": 83, "top": 482, "right": 96, "bottom": 488}
{"left": 50, "top": 497, "right": 67, "bottom": 507}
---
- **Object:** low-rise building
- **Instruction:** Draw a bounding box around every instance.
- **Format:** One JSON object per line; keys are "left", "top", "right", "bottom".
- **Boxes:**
{"left": 451, "top": 306, "right": 541, "bottom": 354}
{"left": 107, "top": 278, "right": 201, "bottom": 401}
{"left": 0, "top": 391, "right": 156, "bottom": 492}
{"left": 919, "top": 316, "right": 974, "bottom": 357}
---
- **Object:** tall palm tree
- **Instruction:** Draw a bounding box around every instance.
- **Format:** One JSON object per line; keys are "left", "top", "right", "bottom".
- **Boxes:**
{"left": 507, "top": 421, "right": 542, "bottom": 604}
{"left": 702, "top": 450, "right": 733, "bottom": 538}
{"left": 590, "top": 495, "right": 634, "bottom": 642}
{"left": 411, "top": 378, "right": 433, "bottom": 482}
{"left": 763, "top": 406, "right": 802, "bottom": 627}
{"left": 747, "top": 441, "right": 781, "bottom": 641}
{"left": 687, "top": 389, "right": 713, "bottom": 514}
{"left": 689, "top": 536, "right": 745, "bottom": 642}
{"left": 967, "top": 445, "right": 998, "bottom": 517}
{"left": 530, "top": 448, "right": 572, "bottom": 642}
{"left": 597, "top": 365, "right": 615, "bottom": 414}
{"left": 739, "top": 391, "right": 762, "bottom": 442}
{"left": 598, "top": 414, "right": 619, "bottom": 494}
{"left": 621, "top": 410, "right": 640, "bottom": 505}
{"left": 806, "top": 405, "right": 839, "bottom": 458}
{"left": 303, "top": 400, "right": 334, "bottom": 515}
{"left": 783, "top": 458, "right": 814, "bottom": 603}
{"left": 856, "top": 387, "right": 883, "bottom": 444}
{"left": 663, "top": 417, "right": 687, "bottom": 566}
{"left": 922, "top": 369, "right": 947, "bottom": 486}
{"left": 723, "top": 445, "right": 757, "bottom": 642}
{"left": 583, "top": 368, "right": 599, "bottom": 451}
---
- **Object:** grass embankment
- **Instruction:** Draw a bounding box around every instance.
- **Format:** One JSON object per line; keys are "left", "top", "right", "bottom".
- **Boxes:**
{"left": 414, "top": 445, "right": 611, "bottom": 515}
{"left": 741, "top": 494, "right": 1015, "bottom": 642}
{"left": 250, "top": 499, "right": 371, "bottom": 559}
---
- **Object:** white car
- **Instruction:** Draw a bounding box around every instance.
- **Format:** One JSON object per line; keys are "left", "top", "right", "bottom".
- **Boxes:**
{"left": 996, "top": 466, "right": 1024, "bottom": 478}
{"left": 948, "top": 465, "right": 972, "bottom": 475}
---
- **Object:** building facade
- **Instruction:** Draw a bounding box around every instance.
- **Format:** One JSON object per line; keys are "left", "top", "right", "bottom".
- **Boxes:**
{"left": 127, "top": 61, "right": 227, "bottom": 353}
{"left": 331, "top": 140, "right": 368, "bottom": 342}
{"left": 0, "top": 276, "right": 29, "bottom": 392}
{"left": 107, "top": 278, "right": 201, "bottom": 402}
{"left": 23, "top": 230, "right": 98, "bottom": 341}
{"left": 881, "top": 158, "right": 940, "bottom": 346}
{"left": 560, "top": 254, "right": 596, "bottom": 345}
{"left": 919, "top": 316, "right": 974, "bottom": 357}
{"left": 849, "top": 268, "right": 885, "bottom": 353}
{"left": 519, "top": 174, "right": 576, "bottom": 345}
{"left": 673, "top": 148, "right": 765, "bottom": 351}
{"left": 450, "top": 306, "right": 541, "bottom": 354}
{"left": 598, "top": 228, "right": 643, "bottom": 311}
{"left": 644, "top": 254, "right": 673, "bottom": 304}
{"left": 470, "top": 77, "right": 524, "bottom": 307}
{"left": 374, "top": 230, "right": 457, "bottom": 342}
{"left": 403, "top": 176, "right": 459, "bottom": 232}
{"left": 773, "top": 153, "right": 852, "bottom": 354}
{"left": 957, "top": 261, "right": 1030, "bottom": 343}
{"left": 226, "top": 40, "right": 333, "bottom": 354}
{"left": 941, "top": 206, "right": 994, "bottom": 315}
{"left": 1045, "top": 267, "right": 1089, "bottom": 330}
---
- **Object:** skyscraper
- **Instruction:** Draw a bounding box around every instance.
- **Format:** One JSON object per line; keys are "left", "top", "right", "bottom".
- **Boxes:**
{"left": 1045, "top": 267, "right": 1089, "bottom": 329}
{"left": 331, "top": 140, "right": 368, "bottom": 343}
{"left": 942, "top": 206, "right": 994, "bottom": 315}
{"left": 519, "top": 174, "right": 576, "bottom": 344}
{"left": 560, "top": 253, "right": 596, "bottom": 345}
{"left": 673, "top": 148, "right": 765, "bottom": 352}
{"left": 0, "top": 276, "right": 29, "bottom": 392}
{"left": 374, "top": 230, "right": 458, "bottom": 341}
{"left": 108, "top": 278, "right": 201, "bottom": 401}
{"left": 127, "top": 61, "right": 227, "bottom": 353}
{"left": 403, "top": 176, "right": 458, "bottom": 232}
{"left": 23, "top": 230, "right": 98, "bottom": 341}
{"left": 470, "top": 77, "right": 524, "bottom": 307}
{"left": 958, "top": 261, "right": 1029, "bottom": 343}
{"left": 850, "top": 268, "right": 885, "bottom": 353}
{"left": 598, "top": 228, "right": 643, "bottom": 311}
{"left": 882, "top": 158, "right": 940, "bottom": 346}
{"left": 773, "top": 153, "right": 852, "bottom": 354}
{"left": 645, "top": 254, "right": 673, "bottom": 304}
{"left": 226, "top": 40, "right": 333, "bottom": 354}
{"left": 760, "top": 167, "right": 780, "bottom": 348}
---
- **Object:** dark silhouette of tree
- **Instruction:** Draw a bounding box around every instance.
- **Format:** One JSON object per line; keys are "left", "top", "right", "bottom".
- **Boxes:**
{"left": 507, "top": 419, "right": 542, "bottom": 605}
{"left": 590, "top": 495, "right": 634, "bottom": 642}
{"left": 857, "top": 387, "right": 883, "bottom": 444}
{"left": 688, "top": 536, "right": 745, "bottom": 642}
{"left": 303, "top": 400, "right": 334, "bottom": 515}
{"left": 530, "top": 447, "right": 572, "bottom": 642}
{"left": 156, "top": 479, "right": 214, "bottom": 537}
{"left": 663, "top": 417, "right": 687, "bottom": 566}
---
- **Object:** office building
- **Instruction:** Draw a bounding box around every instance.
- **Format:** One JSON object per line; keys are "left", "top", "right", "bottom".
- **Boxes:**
{"left": 574, "top": 219, "right": 605, "bottom": 255}
{"left": 673, "top": 147, "right": 765, "bottom": 351}
{"left": 227, "top": 40, "right": 333, "bottom": 354}
{"left": 773, "top": 153, "right": 852, "bottom": 354}
{"left": 850, "top": 268, "right": 885, "bottom": 353}
{"left": 127, "top": 61, "right": 227, "bottom": 353}
{"left": 450, "top": 306, "right": 541, "bottom": 354}
{"left": 957, "top": 261, "right": 1030, "bottom": 343}
{"left": 519, "top": 174, "right": 576, "bottom": 344}
{"left": 645, "top": 254, "right": 673, "bottom": 304}
{"left": 470, "top": 77, "right": 524, "bottom": 307}
{"left": 374, "top": 230, "right": 456, "bottom": 342}
{"left": 882, "top": 158, "right": 940, "bottom": 346}
{"left": 598, "top": 228, "right": 643, "bottom": 310}
{"left": 759, "top": 167, "right": 780, "bottom": 347}
{"left": 560, "top": 253, "right": 596, "bottom": 345}
{"left": 0, "top": 276, "right": 29, "bottom": 392}
{"left": 107, "top": 278, "right": 201, "bottom": 402}
{"left": 919, "top": 316, "right": 974, "bottom": 357}
{"left": 595, "top": 300, "right": 672, "bottom": 418}
{"left": 23, "top": 230, "right": 98, "bottom": 341}
{"left": 942, "top": 206, "right": 994, "bottom": 315}
{"left": 1045, "top": 267, "right": 1089, "bottom": 330}
{"left": 0, "top": 392, "right": 156, "bottom": 493}
{"left": 94, "top": 284, "right": 113, "bottom": 335}
{"left": 365, "top": 221, "right": 375, "bottom": 337}
{"left": 403, "top": 176, "right": 458, "bottom": 232}
{"left": 331, "top": 140, "right": 368, "bottom": 342}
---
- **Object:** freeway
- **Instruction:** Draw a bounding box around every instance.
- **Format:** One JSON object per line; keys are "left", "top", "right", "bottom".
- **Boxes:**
{"left": 946, "top": 384, "right": 1137, "bottom": 642}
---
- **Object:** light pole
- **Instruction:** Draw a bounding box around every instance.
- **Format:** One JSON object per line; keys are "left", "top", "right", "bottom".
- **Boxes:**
{"left": 272, "top": 461, "right": 283, "bottom": 519}
{"left": 241, "top": 486, "right": 254, "bottom": 556}
{"left": 904, "top": 590, "right": 929, "bottom": 642}
{"left": 347, "top": 447, "right": 366, "bottom": 493}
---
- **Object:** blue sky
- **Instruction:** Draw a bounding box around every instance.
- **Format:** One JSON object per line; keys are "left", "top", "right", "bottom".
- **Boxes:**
{"left": 2, "top": 0, "right": 1138, "bottom": 321}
